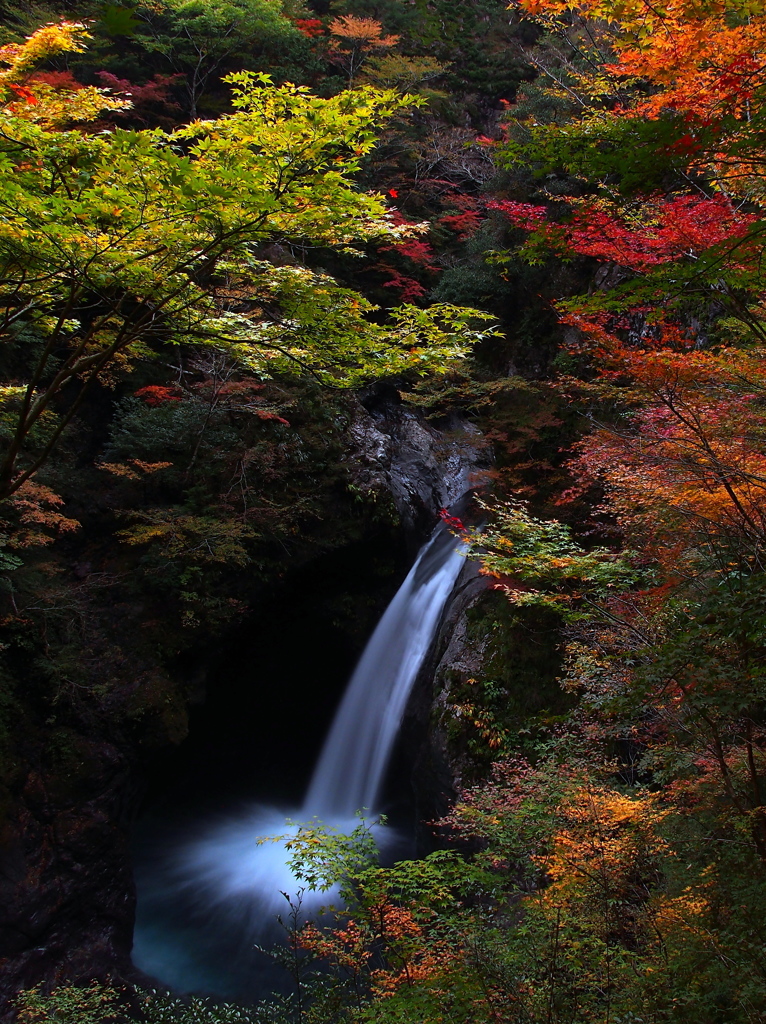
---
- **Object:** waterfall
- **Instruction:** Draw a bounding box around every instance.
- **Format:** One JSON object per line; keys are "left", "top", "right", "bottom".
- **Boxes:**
{"left": 305, "top": 525, "right": 464, "bottom": 817}
{"left": 132, "top": 521, "right": 465, "bottom": 996}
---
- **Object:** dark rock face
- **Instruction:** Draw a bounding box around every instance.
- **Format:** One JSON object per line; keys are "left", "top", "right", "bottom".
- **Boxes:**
{"left": 0, "top": 741, "right": 135, "bottom": 1011}
{"left": 0, "top": 594, "right": 193, "bottom": 1013}
{"left": 345, "top": 391, "right": 490, "bottom": 542}
{"left": 402, "top": 562, "right": 490, "bottom": 847}
{"left": 344, "top": 391, "right": 493, "bottom": 844}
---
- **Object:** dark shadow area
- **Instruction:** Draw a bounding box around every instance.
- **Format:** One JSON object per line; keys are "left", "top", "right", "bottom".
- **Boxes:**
{"left": 140, "top": 530, "right": 412, "bottom": 816}
{"left": 131, "top": 528, "right": 422, "bottom": 1003}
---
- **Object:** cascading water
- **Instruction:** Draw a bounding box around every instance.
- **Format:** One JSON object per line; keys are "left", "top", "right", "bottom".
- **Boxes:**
{"left": 132, "top": 522, "right": 465, "bottom": 998}
{"left": 305, "top": 525, "right": 465, "bottom": 817}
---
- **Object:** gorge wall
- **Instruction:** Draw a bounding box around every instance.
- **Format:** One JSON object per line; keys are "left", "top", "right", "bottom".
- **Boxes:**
{"left": 0, "top": 394, "right": 489, "bottom": 1011}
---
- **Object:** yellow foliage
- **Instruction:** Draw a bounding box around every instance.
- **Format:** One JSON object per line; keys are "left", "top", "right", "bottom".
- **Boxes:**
{"left": 0, "top": 21, "right": 129, "bottom": 127}
{"left": 536, "top": 784, "right": 670, "bottom": 901}
{"left": 0, "top": 21, "right": 88, "bottom": 74}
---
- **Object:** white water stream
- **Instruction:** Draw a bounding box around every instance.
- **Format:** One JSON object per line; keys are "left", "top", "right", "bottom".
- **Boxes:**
{"left": 133, "top": 523, "right": 464, "bottom": 993}
{"left": 305, "top": 524, "right": 465, "bottom": 817}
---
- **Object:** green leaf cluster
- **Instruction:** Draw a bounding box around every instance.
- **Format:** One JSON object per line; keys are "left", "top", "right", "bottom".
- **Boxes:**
{"left": 0, "top": 72, "right": 491, "bottom": 497}
{"left": 468, "top": 497, "right": 639, "bottom": 613}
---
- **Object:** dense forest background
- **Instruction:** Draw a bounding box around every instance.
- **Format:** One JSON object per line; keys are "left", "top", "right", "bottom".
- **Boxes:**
{"left": 2, "top": 0, "right": 766, "bottom": 1020}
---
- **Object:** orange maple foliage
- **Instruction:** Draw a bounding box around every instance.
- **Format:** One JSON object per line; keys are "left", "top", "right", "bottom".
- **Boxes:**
{"left": 299, "top": 919, "right": 371, "bottom": 975}
{"left": 327, "top": 16, "right": 400, "bottom": 83}
{"left": 560, "top": 334, "right": 766, "bottom": 565}
{"left": 609, "top": 14, "right": 766, "bottom": 124}
{"left": 328, "top": 15, "right": 400, "bottom": 50}
{"left": 4, "top": 480, "right": 79, "bottom": 546}
{"left": 300, "top": 898, "right": 457, "bottom": 996}
{"left": 512, "top": 0, "right": 766, "bottom": 199}
{"left": 98, "top": 459, "right": 173, "bottom": 480}
{"left": 516, "top": 0, "right": 766, "bottom": 120}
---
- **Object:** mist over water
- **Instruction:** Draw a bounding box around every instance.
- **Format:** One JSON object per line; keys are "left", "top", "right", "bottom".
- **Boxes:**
{"left": 132, "top": 524, "right": 465, "bottom": 999}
